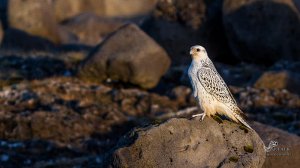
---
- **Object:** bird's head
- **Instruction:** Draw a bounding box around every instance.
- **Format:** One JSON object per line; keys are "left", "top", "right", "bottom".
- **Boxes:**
{"left": 190, "top": 45, "right": 207, "bottom": 60}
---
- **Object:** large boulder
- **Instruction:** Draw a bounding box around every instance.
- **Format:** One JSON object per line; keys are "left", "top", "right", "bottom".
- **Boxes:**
{"left": 78, "top": 24, "right": 171, "bottom": 89}
{"left": 53, "top": 0, "right": 105, "bottom": 22}
{"left": 144, "top": 0, "right": 234, "bottom": 66}
{"left": 53, "top": 0, "right": 157, "bottom": 22}
{"left": 254, "top": 70, "right": 300, "bottom": 94}
{"left": 154, "top": 0, "right": 206, "bottom": 29}
{"left": 8, "top": 0, "right": 60, "bottom": 44}
{"left": 60, "top": 13, "right": 124, "bottom": 46}
{"left": 109, "top": 118, "right": 266, "bottom": 168}
{"left": 251, "top": 121, "right": 300, "bottom": 168}
{"left": 223, "top": 0, "right": 300, "bottom": 64}
{"left": 102, "top": 0, "right": 158, "bottom": 18}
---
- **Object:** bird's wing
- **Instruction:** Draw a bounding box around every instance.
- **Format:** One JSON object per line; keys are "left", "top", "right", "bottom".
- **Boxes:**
{"left": 197, "top": 66, "right": 237, "bottom": 105}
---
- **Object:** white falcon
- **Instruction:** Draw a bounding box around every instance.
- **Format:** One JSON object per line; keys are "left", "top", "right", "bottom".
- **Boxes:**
{"left": 188, "top": 45, "right": 252, "bottom": 130}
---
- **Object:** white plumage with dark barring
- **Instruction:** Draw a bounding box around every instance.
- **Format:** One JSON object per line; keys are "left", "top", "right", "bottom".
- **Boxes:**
{"left": 188, "top": 45, "right": 252, "bottom": 130}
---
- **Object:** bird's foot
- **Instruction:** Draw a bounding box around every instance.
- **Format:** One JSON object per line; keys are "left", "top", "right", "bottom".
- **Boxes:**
{"left": 192, "top": 113, "right": 206, "bottom": 121}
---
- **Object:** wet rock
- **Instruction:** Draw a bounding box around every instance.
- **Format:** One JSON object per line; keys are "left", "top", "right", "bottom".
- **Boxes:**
{"left": 271, "top": 60, "right": 300, "bottom": 72}
{"left": 0, "top": 77, "right": 181, "bottom": 145}
{"left": 60, "top": 13, "right": 124, "bottom": 46}
{"left": 236, "top": 87, "right": 300, "bottom": 109}
{"left": 233, "top": 87, "right": 300, "bottom": 135}
{"left": 0, "top": 51, "right": 71, "bottom": 87}
{"left": 0, "top": 44, "right": 91, "bottom": 87}
{"left": 109, "top": 118, "right": 266, "bottom": 168}
{"left": 0, "top": 139, "right": 102, "bottom": 168}
{"left": 223, "top": 0, "right": 300, "bottom": 64}
{"left": 251, "top": 122, "right": 300, "bottom": 168}
{"left": 0, "top": 28, "right": 56, "bottom": 51}
{"left": 78, "top": 24, "right": 171, "bottom": 89}
{"left": 8, "top": 0, "right": 60, "bottom": 44}
{"left": 254, "top": 71, "right": 300, "bottom": 94}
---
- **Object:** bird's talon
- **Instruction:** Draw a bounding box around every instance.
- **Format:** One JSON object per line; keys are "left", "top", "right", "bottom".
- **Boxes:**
{"left": 192, "top": 113, "right": 206, "bottom": 121}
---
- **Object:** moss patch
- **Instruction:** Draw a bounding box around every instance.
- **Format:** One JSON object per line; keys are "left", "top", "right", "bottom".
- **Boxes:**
{"left": 244, "top": 145, "right": 254, "bottom": 153}
{"left": 229, "top": 156, "right": 239, "bottom": 162}
{"left": 239, "top": 125, "right": 249, "bottom": 133}
{"left": 212, "top": 115, "right": 223, "bottom": 124}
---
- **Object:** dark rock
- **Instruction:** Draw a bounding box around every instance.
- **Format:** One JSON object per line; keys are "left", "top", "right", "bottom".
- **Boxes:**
{"left": 78, "top": 24, "right": 171, "bottom": 89}
{"left": 270, "top": 60, "right": 300, "bottom": 72}
{"left": 0, "top": 28, "right": 56, "bottom": 51}
{"left": 236, "top": 87, "right": 300, "bottom": 109}
{"left": 254, "top": 70, "right": 300, "bottom": 94}
{"left": 233, "top": 87, "right": 300, "bottom": 135}
{"left": 223, "top": 0, "right": 300, "bottom": 64}
{"left": 60, "top": 13, "right": 124, "bottom": 46}
{"left": 251, "top": 121, "right": 300, "bottom": 168}
{"left": 0, "top": 139, "right": 102, "bottom": 168}
{"left": 0, "top": 22, "right": 3, "bottom": 44}
{"left": 0, "top": 45, "right": 92, "bottom": 87}
{"left": 144, "top": 0, "right": 234, "bottom": 66}
{"left": 0, "top": 77, "right": 190, "bottom": 166}
{"left": 8, "top": 0, "right": 61, "bottom": 44}
{"left": 109, "top": 118, "right": 266, "bottom": 168}
{"left": 0, "top": 0, "right": 8, "bottom": 28}
{"left": 169, "top": 86, "right": 193, "bottom": 107}
{"left": 142, "top": 19, "right": 202, "bottom": 66}
{"left": 0, "top": 77, "right": 181, "bottom": 145}
{"left": 0, "top": 54, "right": 67, "bottom": 87}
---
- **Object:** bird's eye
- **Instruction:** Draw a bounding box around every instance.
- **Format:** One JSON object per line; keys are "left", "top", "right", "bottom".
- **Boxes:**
{"left": 196, "top": 48, "right": 200, "bottom": 52}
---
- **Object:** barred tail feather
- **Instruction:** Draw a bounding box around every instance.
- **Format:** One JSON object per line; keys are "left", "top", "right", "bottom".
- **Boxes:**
{"left": 233, "top": 109, "right": 253, "bottom": 130}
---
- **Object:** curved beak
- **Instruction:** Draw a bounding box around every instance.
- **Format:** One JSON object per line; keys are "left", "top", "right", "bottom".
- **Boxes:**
{"left": 190, "top": 47, "right": 194, "bottom": 55}
{"left": 190, "top": 50, "right": 193, "bottom": 55}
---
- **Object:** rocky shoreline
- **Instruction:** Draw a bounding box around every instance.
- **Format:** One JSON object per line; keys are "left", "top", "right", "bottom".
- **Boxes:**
{"left": 0, "top": 0, "right": 300, "bottom": 167}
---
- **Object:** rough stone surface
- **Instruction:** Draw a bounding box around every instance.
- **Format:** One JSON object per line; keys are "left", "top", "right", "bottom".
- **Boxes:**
{"left": 53, "top": 0, "right": 105, "bottom": 22}
{"left": 60, "top": 13, "right": 124, "bottom": 46}
{"left": 0, "top": 77, "right": 180, "bottom": 145}
{"left": 78, "top": 24, "right": 171, "bottom": 89}
{"left": 223, "top": 0, "right": 300, "bottom": 64}
{"left": 53, "top": 0, "right": 157, "bottom": 22}
{"left": 8, "top": 0, "right": 60, "bottom": 43}
{"left": 109, "top": 118, "right": 266, "bottom": 168}
{"left": 251, "top": 121, "right": 300, "bottom": 168}
{"left": 145, "top": 0, "right": 233, "bottom": 65}
{"left": 154, "top": 0, "right": 206, "bottom": 29}
{"left": 102, "top": 0, "right": 158, "bottom": 18}
{"left": 254, "top": 70, "right": 300, "bottom": 94}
